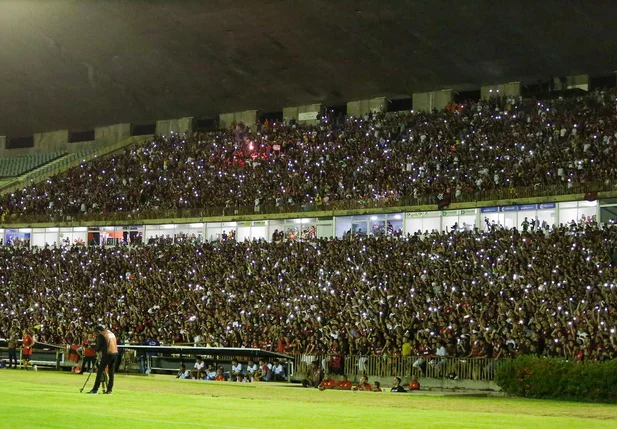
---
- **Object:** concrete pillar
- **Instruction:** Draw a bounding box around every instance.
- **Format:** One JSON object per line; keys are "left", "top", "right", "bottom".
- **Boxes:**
{"left": 33, "top": 129, "right": 69, "bottom": 153}
{"left": 552, "top": 74, "right": 589, "bottom": 91}
{"left": 219, "top": 110, "right": 258, "bottom": 129}
{"left": 567, "top": 74, "right": 589, "bottom": 91}
{"left": 480, "top": 82, "right": 521, "bottom": 99}
{"left": 412, "top": 90, "right": 453, "bottom": 112}
{"left": 95, "top": 123, "right": 131, "bottom": 145}
{"left": 283, "top": 104, "right": 323, "bottom": 125}
{"left": 219, "top": 113, "right": 235, "bottom": 129}
{"left": 238, "top": 110, "right": 258, "bottom": 128}
{"left": 347, "top": 97, "right": 387, "bottom": 118}
{"left": 155, "top": 117, "right": 195, "bottom": 136}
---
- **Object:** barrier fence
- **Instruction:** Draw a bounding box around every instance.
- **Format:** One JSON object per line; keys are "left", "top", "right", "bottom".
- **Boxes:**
{"left": 292, "top": 354, "right": 505, "bottom": 382}
{"left": 0, "top": 347, "right": 64, "bottom": 369}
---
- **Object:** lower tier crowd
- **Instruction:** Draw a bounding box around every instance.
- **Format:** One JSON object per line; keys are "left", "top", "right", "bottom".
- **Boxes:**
{"left": 1, "top": 224, "right": 616, "bottom": 362}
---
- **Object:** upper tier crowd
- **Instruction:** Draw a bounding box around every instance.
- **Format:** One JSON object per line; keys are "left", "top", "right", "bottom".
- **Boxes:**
{"left": 2, "top": 90, "right": 617, "bottom": 221}
{"left": 1, "top": 224, "right": 616, "bottom": 362}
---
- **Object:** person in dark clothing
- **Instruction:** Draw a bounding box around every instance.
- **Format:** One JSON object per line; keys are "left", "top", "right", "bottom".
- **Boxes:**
{"left": 7, "top": 333, "right": 18, "bottom": 368}
{"left": 390, "top": 377, "right": 406, "bottom": 392}
{"left": 87, "top": 325, "right": 118, "bottom": 395}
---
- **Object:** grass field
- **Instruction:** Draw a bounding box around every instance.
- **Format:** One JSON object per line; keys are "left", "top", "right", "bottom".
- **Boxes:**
{"left": 0, "top": 370, "right": 616, "bottom": 429}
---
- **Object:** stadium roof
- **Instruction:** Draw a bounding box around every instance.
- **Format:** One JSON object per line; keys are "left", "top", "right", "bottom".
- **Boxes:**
{"left": 1, "top": 0, "right": 616, "bottom": 136}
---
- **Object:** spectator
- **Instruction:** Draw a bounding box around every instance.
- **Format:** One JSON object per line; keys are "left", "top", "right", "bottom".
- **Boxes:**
{"left": 337, "top": 375, "right": 353, "bottom": 390}
{"left": 318, "top": 373, "right": 337, "bottom": 391}
{"left": 271, "top": 358, "right": 285, "bottom": 381}
{"left": 79, "top": 332, "right": 97, "bottom": 374}
{"left": 408, "top": 375, "right": 420, "bottom": 391}
{"left": 254, "top": 359, "right": 272, "bottom": 382}
{"left": 230, "top": 358, "right": 243, "bottom": 382}
{"left": 192, "top": 357, "right": 205, "bottom": 380}
{"left": 302, "top": 361, "right": 322, "bottom": 388}
{"left": 353, "top": 376, "right": 372, "bottom": 391}
{"left": 176, "top": 364, "right": 191, "bottom": 379}
{"left": 214, "top": 368, "right": 226, "bottom": 381}
{"left": 204, "top": 364, "right": 217, "bottom": 381}
{"left": 390, "top": 377, "right": 406, "bottom": 392}
{"left": 4, "top": 90, "right": 617, "bottom": 223}
{"left": 7, "top": 333, "right": 18, "bottom": 369}
{"left": 245, "top": 359, "right": 258, "bottom": 382}
{"left": 0, "top": 225, "right": 616, "bottom": 368}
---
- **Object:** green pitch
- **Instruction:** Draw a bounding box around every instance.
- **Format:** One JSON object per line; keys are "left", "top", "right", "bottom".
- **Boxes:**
{"left": 0, "top": 371, "right": 615, "bottom": 429}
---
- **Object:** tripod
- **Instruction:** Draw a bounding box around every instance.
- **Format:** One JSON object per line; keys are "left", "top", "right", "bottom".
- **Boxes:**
{"left": 79, "top": 363, "right": 109, "bottom": 393}
{"left": 80, "top": 369, "right": 94, "bottom": 393}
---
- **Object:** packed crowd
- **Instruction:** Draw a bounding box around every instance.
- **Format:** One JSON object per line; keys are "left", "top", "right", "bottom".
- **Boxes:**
{"left": 3, "top": 90, "right": 617, "bottom": 221}
{"left": 1, "top": 224, "right": 616, "bottom": 363}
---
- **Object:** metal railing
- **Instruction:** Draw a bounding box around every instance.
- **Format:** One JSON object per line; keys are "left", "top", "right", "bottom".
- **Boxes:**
{"left": 292, "top": 354, "right": 504, "bottom": 382}
{"left": 0, "top": 347, "right": 64, "bottom": 369}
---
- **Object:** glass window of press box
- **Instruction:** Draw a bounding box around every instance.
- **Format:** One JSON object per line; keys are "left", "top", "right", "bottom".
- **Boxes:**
{"left": 88, "top": 226, "right": 143, "bottom": 246}
{"left": 404, "top": 212, "right": 440, "bottom": 235}
{"left": 268, "top": 218, "right": 314, "bottom": 241}
{"left": 205, "top": 222, "right": 238, "bottom": 243}
{"left": 481, "top": 204, "right": 557, "bottom": 231}
{"left": 558, "top": 200, "right": 597, "bottom": 226}
{"left": 439, "top": 209, "right": 478, "bottom": 232}
{"left": 31, "top": 227, "right": 88, "bottom": 247}
{"left": 236, "top": 221, "right": 268, "bottom": 242}
{"left": 4, "top": 228, "right": 30, "bottom": 247}
{"left": 144, "top": 223, "right": 204, "bottom": 244}
{"left": 335, "top": 214, "right": 403, "bottom": 238}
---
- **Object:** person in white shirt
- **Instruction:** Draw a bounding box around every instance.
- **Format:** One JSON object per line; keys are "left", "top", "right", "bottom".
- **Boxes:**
{"left": 271, "top": 358, "right": 285, "bottom": 381}
{"left": 245, "top": 359, "right": 258, "bottom": 382}
{"left": 176, "top": 364, "right": 191, "bottom": 379}
{"left": 192, "top": 356, "right": 205, "bottom": 380}
{"left": 431, "top": 341, "right": 448, "bottom": 375}
{"left": 230, "top": 358, "right": 244, "bottom": 382}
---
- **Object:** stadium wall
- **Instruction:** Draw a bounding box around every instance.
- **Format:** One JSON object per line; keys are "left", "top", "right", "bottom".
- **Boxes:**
{"left": 347, "top": 97, "right": 387, "bottom": 118}
{"left": 219, "top": 110, "right": 259, "bottom": 129}
{"left": 0, "top": 123, "right": 136, "bottom": 160}
{"left": 283, "top": 104, "right": 324, "bottom": 125}
{"left": 412, "top": 90, "right": 452, "bottom": 112}
{"left": 156, "top": 117, "right": 195, "bottom": 136}
{"left": 480, "top": 82, "right": 521, "bottom": 99}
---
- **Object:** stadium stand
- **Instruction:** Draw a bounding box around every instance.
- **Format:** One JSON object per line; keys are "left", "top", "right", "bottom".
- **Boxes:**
{"left": 1, "top": 89, "right": 617, "bottom": 223}
{"left": 1, "top": 87, "right": 616, "bottom": 386}
{"left": 0, "top": 151, "right": 67, "bottom": 178}
{"left": 0, "top": 224, "right": 615, "bottom": 372}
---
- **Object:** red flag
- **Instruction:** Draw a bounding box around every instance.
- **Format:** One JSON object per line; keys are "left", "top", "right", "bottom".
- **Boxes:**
{"left": 584, "top": 191, "right": 598, "bottom": 202}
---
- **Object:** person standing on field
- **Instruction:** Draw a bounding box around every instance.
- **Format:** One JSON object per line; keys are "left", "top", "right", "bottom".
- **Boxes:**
{"left": 8, "top": 333, "right": 18, "bottom": 369}
{"left": 79, "top": 331, "right": 97, "bottom": 374}
{"left": 87, "top": 325, "right": 118, "bottom": 394}
{"left": 21, "top": 329, "right": 34, "bottom": 370}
